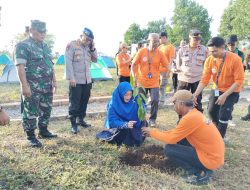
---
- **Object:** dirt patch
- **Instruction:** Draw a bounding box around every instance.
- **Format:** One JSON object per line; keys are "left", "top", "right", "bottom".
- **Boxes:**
{"left": 120, "top": 145, "right": 176, "bottom": 173}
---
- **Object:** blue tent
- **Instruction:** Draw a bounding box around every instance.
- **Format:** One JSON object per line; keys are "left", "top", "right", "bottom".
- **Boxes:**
{"left": 56, "top": 55, "right": 65, "bottom": 65}
{"left": 101, "top": 56, "right": 116, "bottom": 68}
{"left": 0, "top": 54, "right": 11, "bottom": 65}
{"left": 59, "top": 54, "right": 112, "bottom": 81}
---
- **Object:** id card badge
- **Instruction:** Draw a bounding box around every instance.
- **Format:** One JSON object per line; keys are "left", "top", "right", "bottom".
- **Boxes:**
{"left": 148, "top": 72, "right": 152, "bottom": 79}
{"left": 214, "top": 89, "right": 220, "bottom": 97}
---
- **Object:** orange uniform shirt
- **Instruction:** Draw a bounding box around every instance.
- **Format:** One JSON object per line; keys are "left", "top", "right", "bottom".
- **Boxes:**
{"left": 158, "top": 43, "right": 175, "bottom": 72}
{"left": 150, "top": 109, "right": 225, "bottom": 170}
{"left": 133, "top": 47, "right": 168, "bottom": 88}
{"left": 116, "top": 53, "right": 131, "bottom": 77}
{"left": 200, "top": 51, "right": 244, "bottom": 93}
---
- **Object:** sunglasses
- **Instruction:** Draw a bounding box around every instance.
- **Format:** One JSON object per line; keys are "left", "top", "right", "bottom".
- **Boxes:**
{"left": 228, "top": 43, "right": 235, "bottom": 46}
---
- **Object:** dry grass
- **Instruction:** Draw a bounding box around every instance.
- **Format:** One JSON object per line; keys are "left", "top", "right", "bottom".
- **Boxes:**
{"left": 0, "top": 102, "right": 250, "bottom": 190}
{"left": 0, "top": 65, "right": 119, "bottom": 103}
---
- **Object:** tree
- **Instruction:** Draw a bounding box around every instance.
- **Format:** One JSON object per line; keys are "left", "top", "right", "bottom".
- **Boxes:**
{"left": 146, "top": 18, "right": 167, "bottom": 35}
{"left": 169, "top": 0, "right": 212, "bottom": 46}
{"left": 219, "top": 0, "right": 250, "bottom": 41}
{"left": 124, "top": 23, "right": 144, "bottom": 45}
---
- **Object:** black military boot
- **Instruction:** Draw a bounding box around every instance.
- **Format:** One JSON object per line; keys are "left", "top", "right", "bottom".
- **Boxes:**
{"left": 241, "top": 113, "right": 250, "bottom": 121}
{"left": 38, "top": 126, "right": 57, "bottom": 138}
{"left": 70, "top": 116, "right": 78, "bottom": 134}
{"left": 26, "top": 130, "right": 42, "bottom": 148}
{"left": 77, "top": 117, "right": 91, "bottom": 128}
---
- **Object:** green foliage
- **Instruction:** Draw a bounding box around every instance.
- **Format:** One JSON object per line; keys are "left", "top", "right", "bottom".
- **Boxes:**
{"left": 124, "top": 19, "right": 167, "bottom": 46}
{"left": 219, "top": 0, "right": 250, "bottom": 41}
{"left": 130, "top": 75, "right": 147, "bottom": 121}
{"left": 124, "top": 23, "right": 145, "bottom": 45}
{"left": 169, "top": 0, "right": 212, "bottom": 46}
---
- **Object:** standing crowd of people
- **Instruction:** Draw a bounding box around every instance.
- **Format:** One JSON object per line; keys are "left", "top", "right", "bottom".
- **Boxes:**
{"left": 0, "top": 19, "right": 250, "bottom": 186}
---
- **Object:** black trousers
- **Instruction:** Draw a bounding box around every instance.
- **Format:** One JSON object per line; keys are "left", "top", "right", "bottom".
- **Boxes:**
{"left": 172, "top": 73, "right": 178, "bottom": 92}
{"left": 119, "top": 76, "right": 130, "bottom": 83}
{"left": 68, "top": 83, "right": 92, "bottom": 118}
{"left": 208, "top": 90, "right": 239, "bottom": 138}
{"left": 177, "top": 80, "right": 203, "bottom": 112}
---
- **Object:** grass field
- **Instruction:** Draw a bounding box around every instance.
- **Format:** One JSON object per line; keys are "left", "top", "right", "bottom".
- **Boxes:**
{"left": 0, "top": 65, "right": 250, "bottom": 104}
{"left": 0, "top": 65, "right": 119, "bottom": 104}
{"left": 0, "top": 102, "right": 250, "bottom": 190}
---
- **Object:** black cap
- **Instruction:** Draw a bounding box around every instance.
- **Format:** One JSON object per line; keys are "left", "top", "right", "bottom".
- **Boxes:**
{"left": 227, "top": 35, "right": 238, "bottom": 44}
{"left": 160, "top": 31, "right": 168, "bottom": 38}
{"left": 207, "top": 37, "right": 225, "bottom": 47}
{"left": 189, "top": 29, "right": 202, "bottom": 37}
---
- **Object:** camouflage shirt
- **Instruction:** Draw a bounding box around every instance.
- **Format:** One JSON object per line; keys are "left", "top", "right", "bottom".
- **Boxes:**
{"left": 15, "top": 37, "right": 54, "bottom": 93}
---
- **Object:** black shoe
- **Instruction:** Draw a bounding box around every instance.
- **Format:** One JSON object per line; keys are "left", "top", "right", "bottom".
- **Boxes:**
{"left": 241, "top": 113, "right": 250, "bottom": 121}
{"left": 28, "top": 138, "right": 43, "bottom": 148}
{"left": 38, "top": 127, "right": 57, "bottom": 138}
{"left": 26, "top": 130, "right": 43, "bottom": 147}
{"left": 70, "top": 116, "right": 78, "bottom": 134}
{"left": 78, "top": 118, "right": 91, "bottom": 128}
{"left": 71, "top": 126, "right": 78, "bottom": 134}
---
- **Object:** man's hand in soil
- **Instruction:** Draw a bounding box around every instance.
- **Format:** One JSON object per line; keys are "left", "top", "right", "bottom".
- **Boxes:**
{"left": 142, "top": 127, "right": 151, "bottom": 137}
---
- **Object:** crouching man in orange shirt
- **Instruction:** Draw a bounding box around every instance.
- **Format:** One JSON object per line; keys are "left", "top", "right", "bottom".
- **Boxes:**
{"left": 194, "top": 37, "right": 244, "bottom": 138}
{"left": 142, "top": 90, "right": 224, "bottom": 185}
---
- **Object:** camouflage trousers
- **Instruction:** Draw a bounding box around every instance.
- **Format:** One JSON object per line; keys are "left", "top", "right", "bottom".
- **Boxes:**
{"left": 21, "top": 92, "right": 53, "bottom": 131}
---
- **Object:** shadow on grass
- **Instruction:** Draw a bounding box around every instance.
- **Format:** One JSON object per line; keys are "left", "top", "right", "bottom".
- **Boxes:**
{"left": 120, "top": 145, "right": 177, "bottom": 173}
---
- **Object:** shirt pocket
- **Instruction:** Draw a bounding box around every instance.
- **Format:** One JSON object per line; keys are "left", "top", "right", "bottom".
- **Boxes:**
{"left": 30, "top": 51, "right": 43, "bottom": 62}
{"left": 196, "top": 55, "right": 205, "bottom": 66}
{"left": 73, "top": 49, "right": 83, "bottom": 62}
{"left": 182, "top": 55, "right": 190, "bottom": 66}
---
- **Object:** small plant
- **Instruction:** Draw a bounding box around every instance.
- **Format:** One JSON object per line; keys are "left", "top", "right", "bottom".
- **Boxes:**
{"left": 130, "top": 75, "right": 147, "bottom": 121}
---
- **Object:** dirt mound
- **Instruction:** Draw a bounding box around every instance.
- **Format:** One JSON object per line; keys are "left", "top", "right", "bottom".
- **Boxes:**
{"left": 120, "top": 145, "right": 176, "bottom": 172}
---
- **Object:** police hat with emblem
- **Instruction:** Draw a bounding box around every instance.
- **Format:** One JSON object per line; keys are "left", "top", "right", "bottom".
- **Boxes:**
{"left": 83, "top": 27, "right": 94, "bottom": 40}
{"left": 31, "top": 20, "right": 46, "bottom": 33}
{"left": 189, "top": 29, "right": 202, "bottom": 37}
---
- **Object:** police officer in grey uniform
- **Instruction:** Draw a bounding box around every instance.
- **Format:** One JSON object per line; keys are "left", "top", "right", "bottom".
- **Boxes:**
{"left": 65, "top": 28, "right": 98, "bottom": 134}
{"left": 176, "top": 29, "right": 208, "bottom": 112}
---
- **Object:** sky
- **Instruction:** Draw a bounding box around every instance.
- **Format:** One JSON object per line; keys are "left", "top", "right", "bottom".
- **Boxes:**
{"left": 0, "top": 0, "right": 230, "bottom": 57}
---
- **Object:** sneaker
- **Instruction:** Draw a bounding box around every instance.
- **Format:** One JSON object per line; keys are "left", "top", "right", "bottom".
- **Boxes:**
{"left": 28, "top": 138, "right": 43, "bottom": 148}
{"left": 241, "top": 113, "right": 250, "bottom": 121}
{"left": 149, "top": 120, "right": 156, "bottom": 127}
{"left": 228, "top": 120, "right": 236, "bottom": 127}
{"left": 185, "top": 170, "right": 213, "bottom": 186}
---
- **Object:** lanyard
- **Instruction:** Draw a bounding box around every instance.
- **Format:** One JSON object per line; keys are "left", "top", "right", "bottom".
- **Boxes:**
{"left": 215, "top": 52, "right": 227, "bottom": 87}
{"left": 147, "top": 49, "right": 156, "bottom": 71}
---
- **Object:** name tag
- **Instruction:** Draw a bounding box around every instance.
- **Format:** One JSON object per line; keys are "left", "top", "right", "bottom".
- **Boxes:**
{"left": 214, "top": 89, "right": 220, "bottom": 97}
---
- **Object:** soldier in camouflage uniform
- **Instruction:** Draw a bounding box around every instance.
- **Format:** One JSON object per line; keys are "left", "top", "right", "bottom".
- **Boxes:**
{"left": 15, "top": 20, "right": 57, "bottom": 147}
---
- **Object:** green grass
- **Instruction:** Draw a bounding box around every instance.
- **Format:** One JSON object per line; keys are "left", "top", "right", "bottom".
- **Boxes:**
{"left": 1, "top": 64, "right": 250, "bottom": 104}
{"left": 0, "top": 65, "right": 119, "bottom": 103}
{"left": 0, "top": 103, "right": 250, "bottom": 189}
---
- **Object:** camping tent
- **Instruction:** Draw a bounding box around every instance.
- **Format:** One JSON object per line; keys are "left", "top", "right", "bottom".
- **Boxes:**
{"left": 100, "top": 56, "right": 116, "bottom": 68}
{"left": 0, "top": 54, "right": 12, "bottom": 65}
{"left": 56, "top": 55, "right": 65, "bottom": 65}
{"left": 56, "top": 54, "right": 116, "bottom": 68}
{"left": 57, "top": 55, "right": 112, "bottom": 81}
{"left": 0, "top": 64, "right": 19, "bottom": 83}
